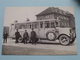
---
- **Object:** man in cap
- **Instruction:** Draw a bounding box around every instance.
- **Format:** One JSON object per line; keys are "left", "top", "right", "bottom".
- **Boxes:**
{"left": 23, "top": 30, "right": 29, "bottom": 44}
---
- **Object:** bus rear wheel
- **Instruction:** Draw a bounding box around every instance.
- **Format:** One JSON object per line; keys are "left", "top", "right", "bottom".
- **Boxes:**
{"left": 46, "top": 32, "right": 56, "bottom": 41}
{"left": 59, "top": 35, "right": 70, "bottom": 46}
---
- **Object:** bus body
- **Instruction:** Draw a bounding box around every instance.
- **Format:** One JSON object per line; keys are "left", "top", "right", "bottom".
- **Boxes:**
{"left": 10, "top": 19, "right": 76, "bottom": 45}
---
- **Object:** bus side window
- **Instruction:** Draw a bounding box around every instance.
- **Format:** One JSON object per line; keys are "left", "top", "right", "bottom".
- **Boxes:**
{"left": 40, "top": 21, "right": 43, "bottom": 28}
{"left": 35, "top": 23, "right": 37, "bottom": 28}
{"left": 33, "top": 22, "right": 38, "bottom": 29}
{"left": 51, "top": 22, "right": 55, "bottom": 28}
{"left": 67, "top": 22, "right": 69, "bottom": 27}
{"left": 20, "top": 23, "right": 26, "bottom": 29}
{"left": 22, "top": 25, "right": 25, "bottom": 29}
{"left": 60, "top": 20, "right": 70, "bottom": 28}
{"left": 65, "top": 21, "right": 70, "bottom": 27}
{"left": 60, "top": 21, "right": 65, "bottom": 27}
{"left": 45, "top": 21, "right": 50, "bottom": 28}
{"left": 61, "top": 22, "right": 64, "bottom": 27}
{"left": 27, "top": 23, "right": 31, "bottom": 29}
{"left": 19, "top": 25, "right": 21, "bottom": 29}
{"left": 30, "top": 24, "right": 31, "bottom": 28}
{"left": 56, "top": 21, "right": 58, "bottom": 27}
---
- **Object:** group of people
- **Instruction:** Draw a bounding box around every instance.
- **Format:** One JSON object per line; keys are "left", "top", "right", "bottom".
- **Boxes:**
{"left": 15, "top": 28, "right": 37, "bottom": 45}
{"left": 3, "top": 28, "right": 37, "bottom": 44}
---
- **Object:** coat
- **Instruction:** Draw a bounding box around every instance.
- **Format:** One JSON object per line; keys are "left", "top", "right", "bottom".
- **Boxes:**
{"left": 3, "top": 33, "right": 8, "bottom": 38}
{"left": 15, "top": 32, "right": 21, "bottom": 38}
{"left": 23, "top": 32, "right": 29, "bottom": 38}
{"left": 31, "top": 31, "right": 36, "bottom": 38}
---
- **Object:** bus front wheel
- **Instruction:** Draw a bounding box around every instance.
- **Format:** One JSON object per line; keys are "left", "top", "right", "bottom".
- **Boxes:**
{"left": 59, "top": 35, "right": 70, "bottom": 46}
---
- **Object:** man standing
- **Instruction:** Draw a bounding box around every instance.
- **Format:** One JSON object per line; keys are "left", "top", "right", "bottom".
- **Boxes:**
{"left": 15, "top": 29, "right": 20, "bottom": 43}
{"left": 3, "top": 31, "right": 8, "bottom": 43}
{"left": 31, "top": 28, "right": 37, "bottom": 45}
{"left": 23, "top": 30, "right": 29, "bottom": 44}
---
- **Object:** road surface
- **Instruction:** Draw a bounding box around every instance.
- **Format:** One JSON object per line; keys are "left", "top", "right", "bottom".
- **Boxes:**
{"left": 2, "top": 38, "right": 77, "bottom": 55}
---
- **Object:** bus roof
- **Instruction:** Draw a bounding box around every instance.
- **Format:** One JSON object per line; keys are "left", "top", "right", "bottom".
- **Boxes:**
{"left": 17, "top": 19, "right": 59, "bottom": 24}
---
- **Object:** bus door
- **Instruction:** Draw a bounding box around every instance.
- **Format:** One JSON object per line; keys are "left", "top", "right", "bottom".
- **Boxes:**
{"left": 38, "top": 21, "right": 45, "bottom": 38}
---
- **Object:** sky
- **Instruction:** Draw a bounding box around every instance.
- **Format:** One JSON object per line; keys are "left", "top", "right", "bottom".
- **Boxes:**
{"left": 4, "top": 7, "right": 74, "bottom": 27}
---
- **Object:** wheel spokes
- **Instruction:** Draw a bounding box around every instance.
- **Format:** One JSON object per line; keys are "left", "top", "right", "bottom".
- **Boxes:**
{"left": 61, "top": 37, "right": 67, "bottom": 43}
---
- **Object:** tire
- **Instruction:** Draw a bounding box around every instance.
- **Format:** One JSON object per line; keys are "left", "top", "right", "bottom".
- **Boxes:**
{"left": 59, "top": 35, "right": 70, "bottom": 46}
{"left": 70, "top": 38, "right": 75, "bottom": 44}
{"left": 46, "top": 32, "right": 56, "bottom": 41}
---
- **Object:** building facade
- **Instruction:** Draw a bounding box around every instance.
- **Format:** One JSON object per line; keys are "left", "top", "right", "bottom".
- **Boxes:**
{"left": 36, "top": 7, "right": 75, "bottom": 29}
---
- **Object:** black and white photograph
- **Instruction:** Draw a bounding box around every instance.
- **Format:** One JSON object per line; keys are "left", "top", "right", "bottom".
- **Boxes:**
{"left": 2, "top": 7, "right": 77, "bottom": 55}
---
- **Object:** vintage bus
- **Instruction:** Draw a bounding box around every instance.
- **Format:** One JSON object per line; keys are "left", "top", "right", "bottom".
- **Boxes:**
{"left": 10, "top": 19, "right": 76, "bottom": 46}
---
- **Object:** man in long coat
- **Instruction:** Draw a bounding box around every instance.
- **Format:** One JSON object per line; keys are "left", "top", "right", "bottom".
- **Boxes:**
{"left": 31, "top": 28, "right": 37, "bottom": 45}
{"left": 15, "top": 29, "right": 20, "bottom": 43}
{"left": 23, "top": 30, "right": 29, "bottom": 44}
{"left": 3, "top": 31, "right": 8, "bottom": 43}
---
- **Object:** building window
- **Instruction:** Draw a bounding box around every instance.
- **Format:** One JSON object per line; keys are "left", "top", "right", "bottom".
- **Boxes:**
{"left": 54, "top": 14, "right": 57, "bottom": 19}
{"left": 45, "top": 15, "right": 50, "bottom": 19}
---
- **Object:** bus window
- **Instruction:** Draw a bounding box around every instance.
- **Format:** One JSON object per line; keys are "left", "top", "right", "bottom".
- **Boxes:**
{"left": 19, "top": 23, "right": 26, "bottom": 29}
{"left": 67, "top": 23, "right": 70, "bottom": 27}
{"left": 30, "top": 24, "right": 31, "bottom": 28}
{"left": 27, "top": 23, "right": 31, "bottom": 29}
{"left": 51, "top": 21, "right": 55, "bottom": 28}
{"left": 45, "top": 21, "right": 50, "bottom": 28}
{"left": 33, "top": 22, "right": 38, "bottom": 29}
{"left": 35, "top": 23, "right": 38, "bottom": 28}
{"left": 65, "top": 21, "right": 70, "bottom": 27}
{"left": 40, "top": 21, "right": 43, "bottom": 28}
{"left": 64, "top": 22, "right": 66, "bottom": 27}
{"left": 60, "top": 22, "right": 64, "bottom": 27}
{"left": 55, "top": 21, "right": 59, "bottom": 27}
{"left": 18, "top": 25, "right": 21, "bottom": 29}
{"left": 60, "top": 20, "right": 70, "bottom": 28}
